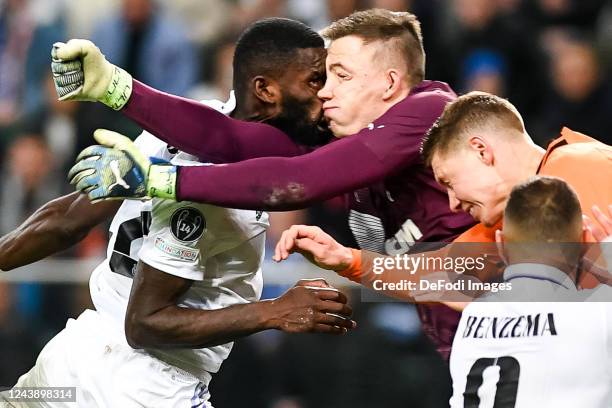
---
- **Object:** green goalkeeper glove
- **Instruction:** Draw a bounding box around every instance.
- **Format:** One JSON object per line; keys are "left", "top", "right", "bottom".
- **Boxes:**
{"left": 51, "top": 39, "right": 132, "bottom": 110}
{"left": 68, "top": 129, "right": 177, "bottom": 202}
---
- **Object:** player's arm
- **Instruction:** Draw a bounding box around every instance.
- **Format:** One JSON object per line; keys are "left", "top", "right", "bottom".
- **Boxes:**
{"left": 0, "top": 192, "right": 120, "bottom": 270}
{"left": 272, "top": 225, "right": 496, "bottom": 309}
{"left": 69, "top": 118, "right": 419, "bottom": 207}
{"left": 51, "top": 40, "right": 303, "bottom": 163}
{"left": 125, "top": 262, "right": 355, "bottom": 349}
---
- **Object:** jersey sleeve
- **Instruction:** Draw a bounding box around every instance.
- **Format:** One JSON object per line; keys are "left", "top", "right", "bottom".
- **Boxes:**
{"left": 173, "top": 87, "right": 454, "bottom": 209}
{"left": 138, "top": 199, "right": 211, "bottom": 281}
{"left": 123, "top": 80, "right": 305, "bottom": 163}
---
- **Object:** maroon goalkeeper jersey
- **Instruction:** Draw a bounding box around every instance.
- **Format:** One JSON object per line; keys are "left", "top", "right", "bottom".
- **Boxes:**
{"left": 122, "top": 80, "right": 476, "bottom": 359}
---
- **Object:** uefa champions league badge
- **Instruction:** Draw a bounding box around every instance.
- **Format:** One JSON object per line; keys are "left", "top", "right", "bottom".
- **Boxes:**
{"left": 170, "top": 207, "right": 206, "bottom": 242}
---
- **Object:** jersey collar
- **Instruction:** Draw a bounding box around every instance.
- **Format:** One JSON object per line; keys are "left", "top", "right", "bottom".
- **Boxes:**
{"left": 504, "top": 263, "right": 577, "bottom": 290}
{"left": 536, "top": 127, "right": 598, "bottom": 173}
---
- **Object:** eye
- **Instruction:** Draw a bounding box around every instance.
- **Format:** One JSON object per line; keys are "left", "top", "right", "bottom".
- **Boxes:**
{"left": 337, "top": 72, "right": 350, "bottom": 80}
{"left": 309, "top": 75, "right": 324, "bottom": 88}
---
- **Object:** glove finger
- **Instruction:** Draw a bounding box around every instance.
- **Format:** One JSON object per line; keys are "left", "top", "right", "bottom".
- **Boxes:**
{"left": 51, "top": 42, "right": 66, "bottom": 60}
{"left": 56, "top": 82, "right": 83, "bottom": 100}
{"left": 93, "top": 129, "right": 133, "bottom": 148}
{"left": 75, "top": 171, "right": 100, "bottom": 192}
{"left": 69, "top": 168, "right": 95, "bottom": 187}
{"left": 75, "top": 145, "right": 110, "bottom": 162}
{"left": 88, "top": 186, "right": 114, "bottom": 203}
{"left": 68, "top": 160, "right": 96, "bottom": 183}
{"left": 53, "top": 71, "right": 84, "bottom": 88}
{"left": 51, "top": 60, "right": 82, "bottom": 75}
{"left": 54, "top": 39, "right": 92, "bottom": 61}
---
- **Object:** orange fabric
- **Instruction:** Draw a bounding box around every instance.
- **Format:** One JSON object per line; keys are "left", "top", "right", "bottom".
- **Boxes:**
{"left": 339, "top": 248, "right": 363, "bottom": 280}
{"left": 339, "top": 127, "right": 612, "bottom": 281}
{"left": 449, "top": 127, "right": 611, "bottom": 245}
{"left": 538, "top": 127, "right": 612, "bottom": 233}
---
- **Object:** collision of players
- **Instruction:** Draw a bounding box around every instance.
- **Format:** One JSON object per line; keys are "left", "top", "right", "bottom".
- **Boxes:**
{"left": 0, "top": 6, "right": 610, "bottom": 408}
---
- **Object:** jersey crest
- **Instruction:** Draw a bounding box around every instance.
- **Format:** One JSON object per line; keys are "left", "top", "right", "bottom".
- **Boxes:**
{"left": 170, "top": 207, "right": 206, "bottom": 242}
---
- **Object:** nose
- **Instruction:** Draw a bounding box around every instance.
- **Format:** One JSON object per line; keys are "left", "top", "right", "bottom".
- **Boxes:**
{"left": 447, "top": 189, "right": 462, "bottom": 213}
{"left": 318, "top": 80, "right": 332, "bottom": 101}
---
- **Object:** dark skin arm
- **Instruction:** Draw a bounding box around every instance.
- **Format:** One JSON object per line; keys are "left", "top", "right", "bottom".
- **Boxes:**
{"left": 125, "top": 262, "right": 355, "bottom": 349}
{"left": 0, "top": 192, "right": 121, "bottom": 270}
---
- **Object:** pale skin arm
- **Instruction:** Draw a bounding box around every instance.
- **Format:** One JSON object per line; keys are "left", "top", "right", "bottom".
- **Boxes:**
{"left": 584, "top": 205, "right": 612, "bottom": 242}
{"left": 584, "top": 205, "right": 612, "bottom": 276}
{"left": 273, "top": 225, "right": 471, "bottom": 311}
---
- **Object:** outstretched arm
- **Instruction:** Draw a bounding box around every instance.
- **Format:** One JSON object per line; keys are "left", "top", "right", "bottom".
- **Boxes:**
{"left": 71, "top": 117, "right": 424, "bottom": 209}
{"left": 51, "top": 40, "right": 304, "bottom": 163}
{"left": 123, "top": 81, "right": 306, "bottom": 163}
{"left": 272, "top": 224, "right": 499, "bottom": 309}
{"left": 0, "top": 192, "right": 120, "bottom": 270}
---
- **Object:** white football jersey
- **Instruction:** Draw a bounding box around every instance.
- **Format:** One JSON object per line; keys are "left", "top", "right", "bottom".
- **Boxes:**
{"left": 450, "top": 263, "right": 612, "bottom": 408}
{"left": 89, "top": 94, "right": 269, "bottom": 377}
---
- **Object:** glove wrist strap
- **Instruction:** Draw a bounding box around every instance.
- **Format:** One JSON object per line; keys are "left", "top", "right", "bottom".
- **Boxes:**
{"left": 147, "top": 164, "right": 177, "bottom": 200}
{"left": 101, "top": 66, "right": 133, "bottom": 110}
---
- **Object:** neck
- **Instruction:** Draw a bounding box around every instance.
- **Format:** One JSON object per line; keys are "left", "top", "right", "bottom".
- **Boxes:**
{"left": 523, "top": 136, "right": 547, "bottom": 177}
{"left": 232, "top": 104, "right": 272, "bottom": 123}
{"left": 503, "top": 135, "right": 546, "bottom": 186}
{"left": 506, "top": 259, "right": 578, "bottom": 283}
{"left": 369, "top": 86, "right": 410, "bottom": 125}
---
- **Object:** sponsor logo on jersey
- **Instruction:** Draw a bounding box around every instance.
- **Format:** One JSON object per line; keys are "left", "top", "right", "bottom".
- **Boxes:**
{"left": 154, "top": 237, "right": 199, "bottom": 261}
{"left": 170, "top": 207, "right": 206, "bottom": 242}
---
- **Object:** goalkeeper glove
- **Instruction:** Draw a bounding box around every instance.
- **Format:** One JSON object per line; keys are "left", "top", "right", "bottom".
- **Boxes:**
{"left": 51, "top": 39, "right": 132, "bottom": 110}
{"left": 68, "top": 129, "right": 177, "bottom": 202}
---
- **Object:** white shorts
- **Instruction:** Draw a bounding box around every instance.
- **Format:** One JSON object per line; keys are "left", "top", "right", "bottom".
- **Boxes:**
{"left": 2, "top": 310, "right": 212, "bottom": 408}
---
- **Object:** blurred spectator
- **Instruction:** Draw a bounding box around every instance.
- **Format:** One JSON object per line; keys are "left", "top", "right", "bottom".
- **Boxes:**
{"left": 0, "top": 134, "right": 62, "bottom": 233}
{"left": 368, "top": 0, "right": 412, "bottom": 11}
{"left": 536, "top": 34, "right": 612, "bottom": 145}
{"left": 327, "top": 0, "right": 366, "bottom": 21}
{"left": 158, "top": 0, "right": 232, "bottom": 47}
{"left": 61, "top": 0, "right": 120, "bottom": 38}
{"left": 595, "top": 1, "right": 612, "bottom": 76}
{"left": 461, "top": 50, "right": 507, "bottom": 96}
{"left": 191, "top": 34, "right": 237, "bottom": 102}
{"left": 233, "top": 0, "right": 289, "bottom": 29}
{"left": 495, "top": 0, "right": 524, "bottom": 16}
{"left": 0, "top": 0, "right": 65, "bottom": 125}
{"left": 432, "top": 0, "right": 547, "bottom": 127}
{"left": 522, "top": 0, "right": 607, "bottom": 31}
{"left": 287, "top": 0, "right": 328, "bottom": 31}
{"left": 12, "top": 74, "right": 79, "bottom": 174}
{"left": 90, "top": 0, "right": 197, "bottom": 96}
{"left": 0, "top": 282, "right": 37, "bottom": 387}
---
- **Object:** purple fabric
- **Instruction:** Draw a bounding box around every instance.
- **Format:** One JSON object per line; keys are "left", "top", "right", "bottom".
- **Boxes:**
{"left": 124, "top": 80, "right": 308, "bottom": 163}
{"left": 122, "top": 80, "right": 475, "bottom": 359}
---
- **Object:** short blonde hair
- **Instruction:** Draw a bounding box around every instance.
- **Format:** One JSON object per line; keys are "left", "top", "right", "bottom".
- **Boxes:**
{"left": 421, "top": 92, "right": 526, "bottom": 167}
{"left": 322, "top": 9, "right": 425, "bottom": 85}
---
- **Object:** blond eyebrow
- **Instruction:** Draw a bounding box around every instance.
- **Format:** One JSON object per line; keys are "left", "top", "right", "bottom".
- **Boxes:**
{"left": 328, "top": 62, "right": 351, "bottom": 72}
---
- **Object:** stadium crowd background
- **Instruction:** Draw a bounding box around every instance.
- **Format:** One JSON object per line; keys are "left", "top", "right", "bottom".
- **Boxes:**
{"left": 0, "top": 0, "right": 611, "bottom": 406}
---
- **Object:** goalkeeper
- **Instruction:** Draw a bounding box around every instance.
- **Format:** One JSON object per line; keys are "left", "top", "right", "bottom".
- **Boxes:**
{"left": 56, "top": 9, "right": 476, "bottom": 360}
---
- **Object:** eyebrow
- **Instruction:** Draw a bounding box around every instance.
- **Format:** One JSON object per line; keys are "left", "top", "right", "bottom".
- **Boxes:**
{"left": 328, "top": 62, "right": 350, "bottom": 72}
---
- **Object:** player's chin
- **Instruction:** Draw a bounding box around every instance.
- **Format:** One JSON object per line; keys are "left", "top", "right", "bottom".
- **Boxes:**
{"left": 328, "top": 122, "right": 351, "bottom": 138}
{"left": 479, "top": 214, "right": 498, "bottom": 228}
